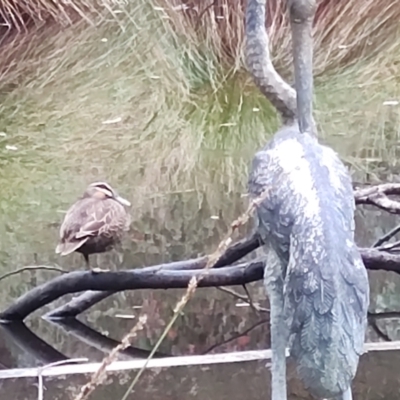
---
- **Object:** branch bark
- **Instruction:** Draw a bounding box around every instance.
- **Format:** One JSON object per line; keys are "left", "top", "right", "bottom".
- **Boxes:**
{"left": 355, "top": 183, "right": 400, "bottom": 214}
{"left": 1, "top": 246, "right": 400, "bottom": 322}
{"left": 44, "top": 233, "right": 261, "bottom": 320}
{"left": 0, "top": 262, "right": 264, "bottom": 322}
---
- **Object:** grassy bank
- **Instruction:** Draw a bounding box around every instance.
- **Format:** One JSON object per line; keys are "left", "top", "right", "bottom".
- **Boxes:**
{"left": 0, "top": 0, "right": 398, "bottom": 247}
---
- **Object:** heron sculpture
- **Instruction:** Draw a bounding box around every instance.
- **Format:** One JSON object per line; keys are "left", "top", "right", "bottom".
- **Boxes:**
{"left": 245, "top": 0, "right": 370, "bottom": 399}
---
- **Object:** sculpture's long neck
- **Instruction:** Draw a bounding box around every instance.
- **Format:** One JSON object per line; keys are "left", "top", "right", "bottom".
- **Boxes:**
{"left": 245, "top": 0, "right": 297, "bottom": 126}
{"left": 288, "top": 0, "right": 317, "bottom": 134}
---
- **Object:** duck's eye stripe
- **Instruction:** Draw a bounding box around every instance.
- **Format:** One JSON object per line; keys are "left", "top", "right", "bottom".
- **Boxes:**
{"left": 98, "top": 188, "right": 113, "bottom": 197}
{"left": 94, "top": 184, "right": 114, "bottom": 194}
{"left": 97, "top": 184, "right": 111, "bottom": 191}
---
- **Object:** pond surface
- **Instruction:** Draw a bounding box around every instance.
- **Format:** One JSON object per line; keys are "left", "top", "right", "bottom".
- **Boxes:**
{"left": 1, "top": 186, "right": 400, "bottom": 399}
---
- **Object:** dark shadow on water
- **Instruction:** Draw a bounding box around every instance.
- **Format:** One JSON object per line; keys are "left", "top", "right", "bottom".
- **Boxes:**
{"left": 0, "top": 322, "right": 67, "bottom": 367}
{"left": 0, "top": 319, "right": 169, "bottom": 372}
{"left": 49, "top": 318, "right": 170, "bottom": 359}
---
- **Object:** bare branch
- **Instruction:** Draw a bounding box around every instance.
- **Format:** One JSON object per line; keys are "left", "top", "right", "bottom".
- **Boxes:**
{"left": 0, "top": 321, "right": 67, "bottom": 364}
{"left": 0, "top": 265, "right": 68, "bottom": 283}
{"left": 49, "top": 318, "right": 169, "bottom": 358}
{"left": 368, "top": 311, "right": 400, "bottom": 320}
{"left": 354, "top": 183, "right": 400, "bottom": 214}
{"left": 45, "top": 291, "right": 114, "bottom": 320}
{"left": 354, "top": 183, "right": 400, "bottom": 200}
{"left": 377, "top": 240, "right": 400, "bottom": 252}
{"left": 1, "top": 245, "right": 400, "bottom": 322}
{"left": 0, "top": 262, "right": 264, "bottom": 322}
{"left": 359, "top": 247, "right": 400, "bottom": 272}
{"left": 373, "top": 223, "right": 400, "bottom": 248}
{"left": 202, "top": 318, "right": 269, "bottom": 354}
{"left": 217, "top": 286, "right": 269, "bottom": 313}
{"left": 370, "top": 319, "right": 391, "bottom": 342}
{"left": 45, "top": 232, "right": 262, "bottom": 319}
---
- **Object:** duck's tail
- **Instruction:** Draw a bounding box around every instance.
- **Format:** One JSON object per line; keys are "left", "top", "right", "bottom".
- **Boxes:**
{"left": 55, "top": 238, "right": 88, "bottom": 256}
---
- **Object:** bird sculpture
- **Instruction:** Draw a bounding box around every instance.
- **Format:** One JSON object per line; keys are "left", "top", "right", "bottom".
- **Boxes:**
{"left": 55, "top": 182, "right": 131, "bottom": 272}
{"left": 245, "top": 0, "right": 370, "bottom": 399}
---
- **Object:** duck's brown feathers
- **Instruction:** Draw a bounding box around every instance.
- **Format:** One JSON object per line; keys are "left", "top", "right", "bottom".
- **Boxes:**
{"left": 56, "top": 196, "right": 131, "bottom": 257}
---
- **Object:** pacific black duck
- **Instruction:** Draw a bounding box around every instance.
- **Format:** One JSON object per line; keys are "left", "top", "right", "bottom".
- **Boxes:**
{"left": 55, "top": 182, "right": 131, "bottom": 272}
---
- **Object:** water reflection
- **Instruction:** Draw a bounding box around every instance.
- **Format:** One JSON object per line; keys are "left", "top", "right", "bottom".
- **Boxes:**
{"left": 1, "top": 189, "right": 400, "bottom": 398}
{"left": 50, "top": 318, "right": 169, "bottom": 359}
{"left": 0, "top": 322, "right": 66, "bottom": 367}
{"left": 1, "top": 347, "right": 400, "bottom": 400}
{"left": 0, "top": 319, "right": 170, "bottom": 374}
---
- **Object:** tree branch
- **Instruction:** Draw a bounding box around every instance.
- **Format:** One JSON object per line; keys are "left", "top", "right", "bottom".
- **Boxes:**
{"left": 0, "top": 266, "right": 68, "bottom": 283}
{"left": 373, "top": 223, "right": 400, "bottom": 248}
{"left": 354, "top": 183, "right": 400, "bottom": 214}
{"left": 0, "top": 262, "right": 264, "bottom": 322}
{"left": 1, "top": 246, "right": 400, "bottom": 322}
{"left": 44, "top": 232, "right": 262, "bottom": 320}
{"left": 358, "top": 248, "right": 400, "bottom": 272}
{"left": 202, "top": 318, "right": 269, "bottom": 354}
{"left": 49, "top": 318, "right": 170, "bottom": 358}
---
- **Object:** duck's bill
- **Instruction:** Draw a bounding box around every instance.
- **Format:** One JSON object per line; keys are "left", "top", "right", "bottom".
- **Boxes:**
{"left": 115, "top": 195, "right": 131, "bottom": 207}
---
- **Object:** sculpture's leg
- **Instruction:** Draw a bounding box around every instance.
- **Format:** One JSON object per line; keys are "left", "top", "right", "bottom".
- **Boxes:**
{"left": 262, "top": 247, "right": 288, "bottom": 400}
{"left": 334, "top": 388, "right": 353, "bottom": 400}
{"left": 268, "top": 282, "right": 288, "bottom": 400}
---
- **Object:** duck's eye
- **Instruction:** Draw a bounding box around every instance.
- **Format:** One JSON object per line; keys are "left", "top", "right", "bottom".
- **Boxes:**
{"left": 94, "top": 184, "right": 114, "bottom": 197}
{"left": 92, "top": 190, "right": 105, "bottom": 199}
{"left": 97, "top": 188, "right": 113, "bottom": 198}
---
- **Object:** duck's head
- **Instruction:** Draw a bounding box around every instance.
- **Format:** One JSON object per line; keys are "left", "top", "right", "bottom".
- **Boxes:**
{"left": 84, "top": 182, "right": 131, "bottom": 207}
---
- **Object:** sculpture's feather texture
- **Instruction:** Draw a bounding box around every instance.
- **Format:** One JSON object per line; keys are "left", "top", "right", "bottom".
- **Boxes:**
{"left": 248, "top": 127, "right": 369, "bottom": 398}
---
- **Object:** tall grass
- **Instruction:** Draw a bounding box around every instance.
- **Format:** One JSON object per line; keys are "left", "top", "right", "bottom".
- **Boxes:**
{"left": 160, "top": 0, "right": 400, "bottom": 75}
{"left": 0, "top": 0, "right": 399, "bottom": 211}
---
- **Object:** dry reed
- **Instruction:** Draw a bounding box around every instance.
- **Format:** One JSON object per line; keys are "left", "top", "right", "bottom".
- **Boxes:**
{"left": 0, "top": 0, "right": 99, "bottom": 30}
{"left": 158, "top": 0, "right": 400, "bottom": 75}
{"left": 73, "top": 314, "right": 148, "bottom": 400}
{"left": 2, "top": 0, "right": 399, "bottom": 76}
{"left": 118, "top": 185, "right": 273, "bottom": 399}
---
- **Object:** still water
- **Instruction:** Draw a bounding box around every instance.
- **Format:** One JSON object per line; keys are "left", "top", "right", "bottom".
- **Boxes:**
{"left": 0, "top": 187, "right": 400, "bottom": 399}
